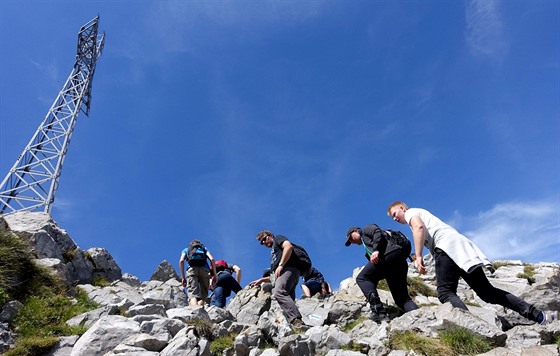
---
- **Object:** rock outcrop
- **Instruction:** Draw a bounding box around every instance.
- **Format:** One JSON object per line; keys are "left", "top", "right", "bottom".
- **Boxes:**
{"left": 3, "top": 212, "right": 121, "bottom": 288}
{"left": 1, "top": 212, "right": 559, "bottom": 355}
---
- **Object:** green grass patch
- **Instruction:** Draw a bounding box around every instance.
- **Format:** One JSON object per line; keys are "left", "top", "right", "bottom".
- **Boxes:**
{"left": 341, "top": 343, "right": 363, "bottom": 352}
{"left": 1, "top": 230, "right": 98, "bottom": 355}
{"left": 291, "top": 326, "right": 306, "bottom": 335}
{"left": 418, "top": 302, "right": 439, "bottom": 307}
{"left": 3, "top": 335, "right": 60, "bottom": 356}
{"left": 377, "top": 279, "right": 389, "bottom": 291}
{"left": 491, "top": 261, "right": 512, "bottom": 270}
{"left": 464, "top": 300, "right": 481, "bottom": 307}
{"left": 407, "top": 277, "right": 437, "bottom": 297}
{"left": 439, "top": 325, "right": 494, "bottom": 355}
{"left": 343, "top": 316, "right": 368, "bottom": 332}
{"left": 259, "top": 339, "right": 277, "bottom": 352}
{"left": 389, "top": 330, "right": 452, "bottom": 355}
{"left": 376, "top": 276, "right": 436, "bottom": 298}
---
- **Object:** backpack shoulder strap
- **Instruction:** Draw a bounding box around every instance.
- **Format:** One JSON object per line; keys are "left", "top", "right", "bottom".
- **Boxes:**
{"left": 361, "top": 236, "right": 373, "bottom": 257}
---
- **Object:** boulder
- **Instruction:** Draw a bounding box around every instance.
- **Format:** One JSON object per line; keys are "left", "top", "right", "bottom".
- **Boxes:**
{"left": 70, "top": 315, "right": 140, "bottom": 356}
{"left": 150, "top": 260, "right": 180, "bottom": 282}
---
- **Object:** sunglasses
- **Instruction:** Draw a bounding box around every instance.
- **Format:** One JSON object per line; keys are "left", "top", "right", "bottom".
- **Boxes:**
{"left": 259, "top": 236, "right": 267, "bottom": 245}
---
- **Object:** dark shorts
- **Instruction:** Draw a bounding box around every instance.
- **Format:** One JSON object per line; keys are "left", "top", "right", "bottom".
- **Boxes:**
{"left": 304, "top": 280, "right": 322, "bottom": 296}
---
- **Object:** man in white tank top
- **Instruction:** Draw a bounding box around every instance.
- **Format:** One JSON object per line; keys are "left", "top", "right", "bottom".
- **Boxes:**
{"left": 387, "top": 201, "right": 558, "bottom": 325}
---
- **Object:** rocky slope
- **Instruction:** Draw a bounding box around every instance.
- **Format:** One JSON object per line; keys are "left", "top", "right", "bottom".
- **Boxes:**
{"left": 0, "top": 212, "right": 559, "bottom": 356}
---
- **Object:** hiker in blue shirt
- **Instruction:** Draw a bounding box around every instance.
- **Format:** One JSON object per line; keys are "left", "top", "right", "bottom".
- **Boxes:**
{"left": 301, "top": 267, "right": 332, "bottom": 299}
{"left": 210, "top": 260, "right": 242, "bottom": 308}
{"left": 345, "top": 225, "right": 418, "bottom": 323}
{"left": 179, "top": 240, "right": 218, "bottom": 306}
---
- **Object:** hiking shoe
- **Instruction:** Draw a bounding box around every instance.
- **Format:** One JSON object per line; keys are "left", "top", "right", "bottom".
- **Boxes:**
{"left": 540, "top": 310, "right": 559, "bottom": 325}
{"left": 291, "top": 318, "right": 308, "bottom": 331}
{"left": 371, "top": 312, "right": 390, "bottom": 324}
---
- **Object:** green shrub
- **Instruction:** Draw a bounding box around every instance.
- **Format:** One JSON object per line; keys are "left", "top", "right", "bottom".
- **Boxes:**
{"left": 378, "top": 279, "right": 389, "bottom": 291}
{"left": 92, "top": 276, "right": 111, "bottom": 287}
{"left": 341, "top": 343, "right": 363, "bottom": 352}
{"left": 0, "top": 287, "right": 8, "bottom": 306}
{"left": 188, "top": 318, "right": 214, "bottom": 339}
{"left": 385, "top": 304, "right": 403, "bottom": 316}
{"left": 439, "top": 325, "right": 494, "bottom": 355}
{"left": 62, "top": 249, "right": 77, "bottom": 263}
{"left": 210, "top": 334, "right": 236, "bottom": 355}
{"left": 517, "top": 265, "right": 536, "bottom": 285}
{"left": 0, "top": 231, "right": 37, "bottom": 301}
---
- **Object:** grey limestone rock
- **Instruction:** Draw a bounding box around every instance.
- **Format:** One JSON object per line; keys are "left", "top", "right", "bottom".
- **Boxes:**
{"left": 2, "top": 213, "right": 560, "bottom": 356}
{"left": 150, "top": 260, "right": 180, "bottom": 282}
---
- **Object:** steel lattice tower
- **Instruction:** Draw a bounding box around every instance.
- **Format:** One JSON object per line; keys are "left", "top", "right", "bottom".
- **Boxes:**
{"left": 0, "top": 17, "right": 105, "bottom": 215}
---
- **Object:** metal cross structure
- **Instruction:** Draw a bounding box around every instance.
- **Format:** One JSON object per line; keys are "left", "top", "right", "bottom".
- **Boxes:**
{"left": 0, "top": 16, "right": 105, "bottom": 215}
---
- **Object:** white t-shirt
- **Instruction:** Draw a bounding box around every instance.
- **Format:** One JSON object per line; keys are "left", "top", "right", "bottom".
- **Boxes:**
{"left": 404, "top": 208, "right": 491, "bottom": 273}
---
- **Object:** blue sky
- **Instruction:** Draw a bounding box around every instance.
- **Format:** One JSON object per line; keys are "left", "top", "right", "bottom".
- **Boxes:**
{"left": 1, "top": 1, "right": 558, "bottom": 294}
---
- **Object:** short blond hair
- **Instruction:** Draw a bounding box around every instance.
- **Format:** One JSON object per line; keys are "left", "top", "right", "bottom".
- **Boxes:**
{"left": 256, "top": 230, "right": 273, "bottom": 241}
{"left": 387, "top": 201, "right": 408, "bottom": 215}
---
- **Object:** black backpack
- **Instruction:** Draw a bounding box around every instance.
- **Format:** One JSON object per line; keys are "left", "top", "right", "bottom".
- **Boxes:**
{"left": 187, "top": 242, "right": 208, "bottom": 267}
{"left": 385, "top": 229, "right": 412, "bottom": 260}
{"left": 292, "top": 243, "right": 312, "bottom": 274}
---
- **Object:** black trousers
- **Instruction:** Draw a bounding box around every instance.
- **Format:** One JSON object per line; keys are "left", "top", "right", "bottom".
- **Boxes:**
{"left": 434, "top": 248, "right": 541, "bottom": 322}
{"left": 356, "top": 251, "right": 418, "bottom": 314}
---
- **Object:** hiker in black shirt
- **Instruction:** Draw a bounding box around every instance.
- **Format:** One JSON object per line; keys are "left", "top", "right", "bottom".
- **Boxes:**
{"left": 345, "top": 225, "right": 418, "bottom": 323}
{"left": 255, "top": 230, "right": 307, "bottom": 330}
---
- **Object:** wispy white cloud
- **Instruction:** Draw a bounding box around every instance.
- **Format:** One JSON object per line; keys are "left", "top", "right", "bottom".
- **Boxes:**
{"left": 465, "top": 0, "right": 509, "bottom": 61}
{"left": 51, "top": 197, "right": 76, "bottom": 221}
{"left": 143, "top": 1, "right": 327, "bottom": 58}
{"left": 30, "top": 59, "right": 60, "bottom": 105}
{"left": 451, "top": 201, "right": 560, "bottom": 263}
{"left": 30, "top": 59, "right": 59, "bottom": 82}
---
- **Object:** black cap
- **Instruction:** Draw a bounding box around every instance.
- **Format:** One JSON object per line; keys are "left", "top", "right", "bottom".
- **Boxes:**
{"left": 345, "top": 226, "right": 360, "bottom": 246}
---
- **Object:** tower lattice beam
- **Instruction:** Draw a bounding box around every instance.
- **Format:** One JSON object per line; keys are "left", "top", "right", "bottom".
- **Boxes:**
{"left": 0, "top": 16, "right": 105, "bottom": 215}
